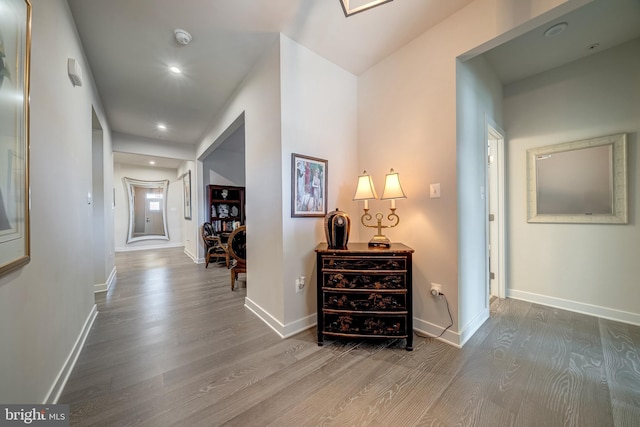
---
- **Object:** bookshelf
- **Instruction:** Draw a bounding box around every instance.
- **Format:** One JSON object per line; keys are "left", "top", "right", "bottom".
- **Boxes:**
{"left": 207, "top": 185, "right": 245, "bottom": 239}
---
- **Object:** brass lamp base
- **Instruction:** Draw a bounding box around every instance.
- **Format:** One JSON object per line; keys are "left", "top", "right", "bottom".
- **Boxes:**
{"left": 368, "top": 234, "right": 391, "bottom": 248}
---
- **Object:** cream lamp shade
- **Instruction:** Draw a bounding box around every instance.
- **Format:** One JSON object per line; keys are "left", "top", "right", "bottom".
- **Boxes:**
{"left": 380, "top": 169, "right": 406, "bottom": 200}
{"left": 353, "top": 171, "right": 378, "bottom": 201}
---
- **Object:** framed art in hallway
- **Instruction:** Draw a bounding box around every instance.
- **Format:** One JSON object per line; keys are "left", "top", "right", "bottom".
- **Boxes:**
{"left": 0, "top": 0, "right": 31, "bottom": 277}
{"left": 182, "top": 170, "right": 192, "bottom": 220}
{"left": 291, "top": 153, "right": 327, "bottom": 217}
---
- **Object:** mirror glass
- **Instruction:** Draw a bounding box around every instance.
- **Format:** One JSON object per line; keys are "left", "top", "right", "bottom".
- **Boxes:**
{"left": 527, "top": 133, "right": 627, "bottom": 224}
{"left": 124, "top": 177, "right": 170, "bottom": 243}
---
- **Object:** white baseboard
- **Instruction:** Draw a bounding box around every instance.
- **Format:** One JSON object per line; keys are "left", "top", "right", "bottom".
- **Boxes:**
{"left": 45, "top": 304, "right": 98, "bottom": 404}
{"left": 413, "top": 316, "right": 461, "bottom": 348}
{"left": 458, "top": 306, "right": 490, "bottom": 347}
{"left": 508, "top": 289, "right": 640, "bottom": 326}
{"left": 244, "top": 297, "right": 316, "bottom": 339}
{"left": 183, "top": 247, "right": 197, "bottom": 263}
{"left": 115, "top": 243, "right": 184, "bottom": 252}
{"left": 94, "top": 266, "right": 117, "bottom": 293}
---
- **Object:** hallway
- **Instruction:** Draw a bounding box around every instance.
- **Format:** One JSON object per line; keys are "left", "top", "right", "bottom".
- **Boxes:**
{"left": 59, "top": 248, "right": 640, "bottom": 426}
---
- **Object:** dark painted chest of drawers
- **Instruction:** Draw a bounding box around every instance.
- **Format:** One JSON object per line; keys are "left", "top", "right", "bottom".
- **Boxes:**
{"left": 314, "top": 243, "right": 414, "bottom": 351}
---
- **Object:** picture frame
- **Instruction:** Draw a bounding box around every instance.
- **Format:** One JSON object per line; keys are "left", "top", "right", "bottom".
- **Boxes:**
{"left": 291, "top": 153, "right": 327, "bottom": 217}
{"left": 0, "top": 0, "right": 31, "bottom": 277}
{"left": 182, "top": 170, "right": 192, "bottom": 220}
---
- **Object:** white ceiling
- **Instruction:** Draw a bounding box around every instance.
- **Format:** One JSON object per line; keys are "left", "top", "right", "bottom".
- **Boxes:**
{"left": 68, "top": 0, "right": 475, "bottom": 147}
{"left": 68, "top": 0, "right": 640, "bottom": 169}
{"left": 482, "top": 0, "right": 640, "bottom": 84}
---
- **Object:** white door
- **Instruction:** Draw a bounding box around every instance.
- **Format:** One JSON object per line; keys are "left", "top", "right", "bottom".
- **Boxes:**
{"left": 145, "top": 191, "right": 164, "bottom": 235}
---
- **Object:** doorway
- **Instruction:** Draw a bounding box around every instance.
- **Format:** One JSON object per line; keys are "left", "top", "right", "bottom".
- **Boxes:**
{"left": 486, "top": 120, "right": 506, "bottom": 299}
{"left": 91, "top": 108, "right": 107, "bottom": 294}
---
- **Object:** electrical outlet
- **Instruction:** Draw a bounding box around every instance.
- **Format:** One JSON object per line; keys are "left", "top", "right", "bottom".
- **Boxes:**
{"left": 296, "top": 276, "right": 305, "bottom": 293}
{"left": 430, "top": 283, "right": 442, "bottom": 297}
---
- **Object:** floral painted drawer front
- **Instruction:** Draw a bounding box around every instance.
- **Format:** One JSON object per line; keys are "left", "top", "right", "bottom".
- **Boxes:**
{"left": 321, "top": 256, "right": 406, "bottom": 271}
{"left": 324, "top": 313, "right": 407, "bottom": 337}
{"left": 324, "top": 291, "right": 407, "bottom": 312}
{"left": 322, "top": 272, "right": 406, "bottom": 290}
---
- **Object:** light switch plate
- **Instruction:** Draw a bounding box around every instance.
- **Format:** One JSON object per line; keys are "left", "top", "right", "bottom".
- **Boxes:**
{"left": 430, "top": 183, "right": 441, "bottom": 199}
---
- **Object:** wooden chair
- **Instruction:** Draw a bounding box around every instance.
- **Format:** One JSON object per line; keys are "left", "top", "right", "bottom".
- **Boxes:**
{"left": 227, "top": 225, "right": 246, "bottom": 290}
{"left": 202, "top": 223, "right": 229, "bottom": 268}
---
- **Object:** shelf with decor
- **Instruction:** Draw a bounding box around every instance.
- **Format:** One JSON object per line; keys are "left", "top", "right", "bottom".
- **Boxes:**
{"left": 207, "top": 185, "right": 245, "bottom": 241}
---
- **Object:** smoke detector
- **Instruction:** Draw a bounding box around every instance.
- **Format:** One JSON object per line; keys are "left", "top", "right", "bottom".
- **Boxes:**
{"left": 544, "top": 22, "right": 568, "bottom": 38}
{"left": 174, "top": 29, "right": 192, "bottom": 45}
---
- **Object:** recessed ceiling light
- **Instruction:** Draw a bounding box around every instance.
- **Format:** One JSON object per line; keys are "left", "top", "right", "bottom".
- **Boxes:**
{"left": 169, "top": 65, "right": 182, "bottom": 74}
{"left": 149, "top": 161, "right": 156, "bottom": 165}
{"left": 544, "top": 22, "right": 568, "bottom": 38}
{"left": 157, "top": 124, "right": 167, "bottom": 131}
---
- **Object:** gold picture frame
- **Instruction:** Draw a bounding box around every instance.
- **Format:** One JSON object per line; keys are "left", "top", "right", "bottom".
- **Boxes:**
{"left": 0, "top": 0, "right": 31, "bottom": 277}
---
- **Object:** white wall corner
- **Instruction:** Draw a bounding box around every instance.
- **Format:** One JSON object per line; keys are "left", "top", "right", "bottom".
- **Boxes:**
{"left": 244, "top": 297, "right": 316, "bottom": 339}
{"left": 183, "top": 247, "right": 198, "bottom": 263}
{"left": 94, "top": 266, "right": 117, "bottom": 294}
{"left": 458, "top": 306, "right": 490, "bottom": 347}
{"left": 45, "top": 305, "right": 98, "bottom": 404}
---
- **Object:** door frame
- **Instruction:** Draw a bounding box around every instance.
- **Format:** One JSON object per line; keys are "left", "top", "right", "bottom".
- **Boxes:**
{"left": 485, "top": 116, "right": 506, "bottom": 299}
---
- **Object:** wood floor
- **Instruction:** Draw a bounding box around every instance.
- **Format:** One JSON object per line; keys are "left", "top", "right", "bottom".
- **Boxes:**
{"left": 60, "top": 248, "right": 640, "bottom": 426}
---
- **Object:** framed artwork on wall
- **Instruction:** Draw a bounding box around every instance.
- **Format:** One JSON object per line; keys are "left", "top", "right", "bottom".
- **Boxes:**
{"left": 0, "top": 0, "right": 31, "bottom": 277}
{"left": 291, "top": 153, "right": 327, "bottom": 217}
{"left": 182, "top": 170, "right": 192, "bottom": 220}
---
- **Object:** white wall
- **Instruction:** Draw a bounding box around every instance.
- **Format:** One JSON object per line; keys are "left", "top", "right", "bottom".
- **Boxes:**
{"left": 113, "top": 163, "right": 183, "bottom": 251}
{"left": 178, "top": 161, "right": 197, "bottom": 261}
{"left": 203, "top": 125, "right": 246, "bottom": 187}
{"left": 357, "top": 0, "right": 586, "bottom": 346}
{"left": 194, "top": 34, "right": 358, "bottom": 336}
{"left": 280, "top": 34, "right": 359, "bottom": 328}
{"left": 112, "top": 131, "right": 195, "bottom": 161}
{"left": 0, "top": 0, "right": 114, "bottom": 403}
{"left": 195, "top": 35, "right": 284, "bottom": 323}
{"left": 504, "top": 38, "right": 640, "bottom": 324}
{"left": 456, "top": 55, "right": 504, "bottom": 334}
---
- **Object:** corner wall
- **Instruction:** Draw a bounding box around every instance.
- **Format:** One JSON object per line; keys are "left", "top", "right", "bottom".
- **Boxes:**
{"left": 504, "top": 38, "right": 640, "bottom": 324}
{"left": 456, "top": 55, "right": 504, "bottom": 338}
{"left": 279, "top": 34, "right": 359, "bottom": 330}
{"left": 357, "top": 0, "right": 586, "bottom": 345}
{"left": 195, "top": 36, "right": 285, "bottom": 324}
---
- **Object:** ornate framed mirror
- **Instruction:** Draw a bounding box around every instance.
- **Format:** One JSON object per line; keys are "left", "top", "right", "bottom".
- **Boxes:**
{"left": 124, "top": 177, "right": 170, "bottom": 243}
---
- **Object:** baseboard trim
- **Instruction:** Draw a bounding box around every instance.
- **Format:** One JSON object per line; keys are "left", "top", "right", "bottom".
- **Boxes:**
{"left": 244, "top": 297, "right": 316, "bottom": 339}
{"left": 45, "top": 304, "right": 98, "bottom": 404}
{"left": 94, "top": 266, "right": 117, "bottom": 293}
{"left": 115, "top": 243, "right": 184, "bottom": 252}
{"left": 458, "top": 306, "right": 490, "bottom": 347}
{"left": 413, "top": 317, "right": 461, "bottom": 348}
{"left": 183, "top": 247, "right": 197, "bottom": 263}
{"left": 507, "top": 289, "right": 640, "bottom": 326}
